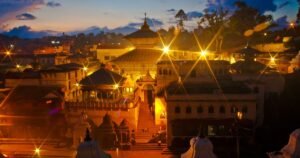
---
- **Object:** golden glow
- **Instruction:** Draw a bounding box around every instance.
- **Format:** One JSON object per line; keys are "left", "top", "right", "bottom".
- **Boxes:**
{"left": 16, "top": 64, "right": 21, "bottom": 69}
{"left": 200, "top": 50, "right": 207, "bottom": 57}
{"left": 290, "top": 22, "right": 295, "bottom": 28}
{"left": 264, "top": 32, "right": 267, "bottom": 36}
{"left": 75, "top": 83, "right": 80, "bottom": 87}
{"left": 113, "top": 84, "right": 119, "bottom": 89}
{"left": 163, "top": 46, "right": 170, "bottom": 54}
{"left": 237, "top": 112, "right": 243, "bottom": 120}
{"left": 155, "top": 98, "right": 166, "bottom": 125}
{"left": 34, "top": 148, "right": 40, "bottom": 154}
{"left": 83, "top": 66, "right": 88, "bottom": 72}
{"left": 270, "top": 57, "right": 276, "bottom": 63}
{"left": 5, "top": 51, "right": 11, "bottom": 56}
{"left": 230, "top": 57, "right": 236, "bottom": 64}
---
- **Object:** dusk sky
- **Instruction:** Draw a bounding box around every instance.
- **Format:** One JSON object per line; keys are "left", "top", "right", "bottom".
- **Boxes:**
{"left": 0, "top": 0, "right": 299, "bottom": 33}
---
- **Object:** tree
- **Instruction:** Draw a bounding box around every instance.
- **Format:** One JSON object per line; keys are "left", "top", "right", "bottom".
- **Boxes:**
{"left": 229, "top": 1, "right": 272, "bottom": 36}
{"left": 175, "top": 9, "right": 188, "bottom": 31}
{"left": 198, "top": 6, "right": 229, "bottom": 52}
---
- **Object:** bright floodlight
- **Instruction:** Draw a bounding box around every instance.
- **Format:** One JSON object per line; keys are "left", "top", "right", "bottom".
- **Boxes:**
{"left": 5, "top": 51, "right": 11, "bottom": 56}
{"left": 163, "top": 46, "right": 169, "bottom": 54}
{"left": 113, "top": 84, "right": 119, "bottom": 89}
{"left": 83, "top": 66, "right": 88, "bottom": 72}
{"left": 34, "top": 148, "right": 40, "bottom": 154}
{"left": 270, "top": 57, "right": 276, "bottom": 62}
{"left": 200, "top": 50, "right": 207, "bottom": 57}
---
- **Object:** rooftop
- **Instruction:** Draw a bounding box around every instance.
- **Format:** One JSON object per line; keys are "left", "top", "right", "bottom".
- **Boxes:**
{"left": 112, "top": 48, "right": 163, "bottom": 63}
{"left": 125, "top": 18, "right": 158, "bottom": 39}
{"left": 5, "top": 71, "right": 41, "bottom": 79}
{"left": 40, "top": 63, "right": 83, "bottom": 73}
{"left": 80, "top": 68, "right": 125, "bottom": 86}
{"left": 166, "top": 81, "right": 252, "bottom": 95}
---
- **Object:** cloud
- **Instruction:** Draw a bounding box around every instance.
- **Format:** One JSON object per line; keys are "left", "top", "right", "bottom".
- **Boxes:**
{"left": 3, "top": 25, "right": 60, "bottom": 39}
{"left": 186, "top": 11, "right": 203, "bottom": 19}
{"left": 167, "top": 9, "right": 176, "bottom": 12}
{"left": 46, "top": 1, "right": 61, "bottom": 8}
{"left": 0, "top": 0, "right": 44, "bottom": 23}
{"left": 206, "top": 0, "right": 277, "bottom": 13}
{"left": 127, "top": 18, "right": 164, "bottom": 28}
{"left": 278, "top": 1, "right": 290, "bottom": 9}
{"left": 269, "top": 16, "right": 289, "bottom": 31}
{"left": 16, "top": 13, "right": 37, "bottom": 20}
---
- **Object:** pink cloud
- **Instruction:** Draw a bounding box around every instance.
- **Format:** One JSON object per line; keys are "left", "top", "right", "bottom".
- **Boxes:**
{"left": 0, "top": 0, "right": 44, "bottom": 24}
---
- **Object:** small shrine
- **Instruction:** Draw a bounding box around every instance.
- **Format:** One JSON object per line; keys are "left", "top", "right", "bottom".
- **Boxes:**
{"left": 95, "top": 114, "right": 118, "bottom": 149}
{"left": 119, "top": 119, "right": 131, "bottom": 149}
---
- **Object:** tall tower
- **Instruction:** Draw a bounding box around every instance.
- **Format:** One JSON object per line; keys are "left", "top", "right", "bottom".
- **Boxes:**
{"left": 125, "top": 13, "right": 159, "bottom": 48}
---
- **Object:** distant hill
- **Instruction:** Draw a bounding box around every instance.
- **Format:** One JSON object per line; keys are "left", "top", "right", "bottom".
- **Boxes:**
{"left": 1, "top": 25, "right": 138, "bottom": 39}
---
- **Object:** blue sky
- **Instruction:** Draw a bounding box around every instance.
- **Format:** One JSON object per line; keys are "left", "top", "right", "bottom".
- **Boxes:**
{"left": 0, "top": 0, "right": 299, "bottom": 32}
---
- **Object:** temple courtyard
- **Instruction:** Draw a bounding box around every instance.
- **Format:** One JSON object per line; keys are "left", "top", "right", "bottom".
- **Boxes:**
{"left": 0, "top": 143, "right": 178, "bottom": 158}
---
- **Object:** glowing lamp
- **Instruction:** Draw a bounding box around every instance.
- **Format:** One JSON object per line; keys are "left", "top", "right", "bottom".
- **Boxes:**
{"left": 163, "top": 46, "right": 169, "bottom": 54}
{"left": 5, "top": 51, "right": 11, "bottom": 56}
{"left": 34, "top": 148, "right": 40, "bottom": 154}
{"left": 16, "top": 64, "right": 21, "bottom": 69}
{"left": 113, "top": 84, "right": 119, "bottom": 89}
{"left": 83, "top": 66, "right": 88, "bottom": 72}
{"left": 264, "top": 32, "right": 267, "bottom": 36}
{"left": 75, "top": 83, "right": 80, "bottom": 87}
{"left": 200, "top": 50, "right": 207, "bottom": 57}
{"left": 290, "top": 22, "right": 295, "bottom": 27}
{"left": 270, "top": 57, "right": 276, "bottom": 62}
{"left": 236, "top": 111, "right": 243, "bottom": 120}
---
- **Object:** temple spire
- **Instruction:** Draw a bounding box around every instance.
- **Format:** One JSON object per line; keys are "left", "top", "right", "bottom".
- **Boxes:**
{"left": 141, "top": 12, "right": 150, "bottom": 30}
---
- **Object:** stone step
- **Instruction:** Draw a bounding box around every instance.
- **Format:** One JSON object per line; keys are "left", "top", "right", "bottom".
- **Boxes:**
{"left": 131, "top": 143, "right": 166, "bottom": 151}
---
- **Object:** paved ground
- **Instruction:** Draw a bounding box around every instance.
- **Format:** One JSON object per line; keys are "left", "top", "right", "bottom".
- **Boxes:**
{"left": 107, "top": 150, "right": 179, "bottom": 158}
{"left": 0, "top": 144, "right": 179, "bottom": 158}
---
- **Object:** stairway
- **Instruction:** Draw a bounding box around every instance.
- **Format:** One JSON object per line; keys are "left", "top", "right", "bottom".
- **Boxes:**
{"left": 135, "top": 131, "right": 153, "bottom": 143}
{"left": 136, "top": 101, "right": 158, "bottom": 143}
{"left": 131, "top": 143, "right": 166, "bottom": 151}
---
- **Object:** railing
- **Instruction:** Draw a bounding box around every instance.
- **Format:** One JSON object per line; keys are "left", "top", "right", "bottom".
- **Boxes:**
{"left": 65, "top": 101, "right": 133, "bottom": 111}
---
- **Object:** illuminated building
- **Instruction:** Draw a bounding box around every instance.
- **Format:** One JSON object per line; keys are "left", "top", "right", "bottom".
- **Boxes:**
{"left": 165, "top": 81, "right": 257, "bottom": 147}
{"left": 156, "top": 60, "right": 231, "bottom": 91}
{"left": 65, "top": 66, "right": 139, "bottom": 132}
{"left": 112, "top": 15, "right": 162, "bottom": 81}
{"left": 95, "top": 45, "right": 134, "bottom": 63}
{"left": 4, "top": 63, "right": 87, "bottom": 101}
{"left": 79, "top": 66, "right": 128, "bottom": 101}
